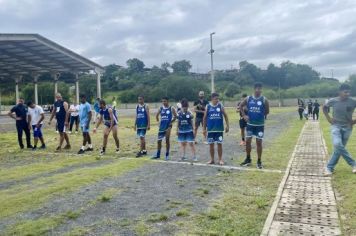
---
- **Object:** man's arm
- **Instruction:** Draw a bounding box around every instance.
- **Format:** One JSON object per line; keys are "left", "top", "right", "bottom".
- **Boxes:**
{"left": 48, "top": 105, "right": 55, "bottom": 124}
{"left": 322, "top": 104, "right": 333, "bottom": 124}
{"left": 222, "top": 107, "right": 230, "bottom": 133}
{"left": 87, "top": 109, "right": 92, "bottom": 129}
{"left": 27, "top": 113, "right": 32, "bottom": 130}
{"left": 64, "top": 102, "right": 69, "bottom": 126}
{"left": 156, "top": 108, "right": 160, "bottom": 122}
{"left": 38, "top": 113, "right": 45, "bottom": 127}
{"left": 202, "top": 109, "right": 208, "bottom": 135}
{"left": 146, "top": 105, "right": 151, "bottom": 130}
{"left": 8, "top": 107, "right": 17, "bottom": 120}
{"left": 264, "top": 99, "right": 270, "bottom": 116}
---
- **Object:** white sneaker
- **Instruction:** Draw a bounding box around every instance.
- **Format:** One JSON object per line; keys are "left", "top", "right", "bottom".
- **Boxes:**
{"left": 193, "top": 157, "right": 198, "bottom": 162}
{"left": 68, "top": 131, "right": 72, "bottom": 134}
{"left": 325, "top": 169, "right": 333, "bottom": 176}
{"left": 352, "top": 166, "right": 356, "bottom": 174}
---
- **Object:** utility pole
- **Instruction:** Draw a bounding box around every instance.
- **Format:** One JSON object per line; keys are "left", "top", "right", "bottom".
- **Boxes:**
{"left": 209, "top": 32, "right": 215, "bottom": 93}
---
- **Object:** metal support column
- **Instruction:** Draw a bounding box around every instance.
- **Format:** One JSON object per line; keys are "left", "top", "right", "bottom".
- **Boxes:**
{"left": 75, "top": 73, "right": 79, "bottom": 104}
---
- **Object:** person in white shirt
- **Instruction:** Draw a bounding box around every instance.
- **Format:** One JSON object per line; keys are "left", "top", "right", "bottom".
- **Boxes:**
{"left": 69, "top": 103, "right": 80, "bottom": 133}
{"left": 27, "top": 101, "right": 46, "bottom": 150}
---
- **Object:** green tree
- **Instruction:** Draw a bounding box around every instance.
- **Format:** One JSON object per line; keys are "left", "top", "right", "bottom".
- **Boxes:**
{"left": 126, "top": 58, "right": 145, "bottom": 74}
{"left": 171, "top": 60, "right": 192, "bottom": 75}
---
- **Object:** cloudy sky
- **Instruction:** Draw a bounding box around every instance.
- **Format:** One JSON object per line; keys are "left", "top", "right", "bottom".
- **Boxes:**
{"left": 1, "top": 0, "right": 356, "bottom": 80}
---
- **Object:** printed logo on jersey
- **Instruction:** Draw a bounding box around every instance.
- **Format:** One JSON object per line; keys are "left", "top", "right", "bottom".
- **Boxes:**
{"left": 166, "top": 110, "right": 170, "bottom": 114}
{"left": 257, "top": 101, "right": 262, "bottom": 106}
{"left": 258, "top": 132, "right": 264, "bottom": 137}
{"left": 216, "top": 107, "right": 221, "bottom": 112}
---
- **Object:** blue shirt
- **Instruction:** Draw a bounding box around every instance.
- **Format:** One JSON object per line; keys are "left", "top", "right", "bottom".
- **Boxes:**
{"left": 94, "top": 102, "right": 100, "bottom": 113}
{"left": 159, "top": 106, "right": 173, "bottom": 132}
{"left": 178, "top": 111, "right": 193, "bottom": 133}
{"left": 100, "top": 107, "right": 118, "bottom": 126}
{"left": 206, "top": 103, "right": 224, "bottom": 132}
{"left": 247, "top": 96, "right": 266, "bottom": 126}
{"left": 136, "top": 104, "right": 148, "bottom": 129}
{"left": 79, "top": 102, "right": 91, "bottom": 126}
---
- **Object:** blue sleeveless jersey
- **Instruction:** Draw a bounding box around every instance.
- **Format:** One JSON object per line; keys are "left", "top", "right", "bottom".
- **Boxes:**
{"left": 136, "top": 104, "right": 148, "bottom": 129}
{"left": 178, "top": 111, "right": 193, "bottom": 133}
{"left": 206, "top": 103, "right": 224, "bottom": 132}
{"left": 100, "top": 106, "right": 118, "bottom": 126}
{"left": 54, "top": 100, "right": 66, "bottom": 121}
{"left": 159, "top": 106, "right": 173, "bottom": 132}
{"left": 247, "top": 96, "right": 265, "bottom": 126}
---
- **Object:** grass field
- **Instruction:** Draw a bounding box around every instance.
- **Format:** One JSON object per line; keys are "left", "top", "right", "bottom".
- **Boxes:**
{"left": 0, "top": 107, "right": 305, "bottom": 235}
{"left": 320, "top": 115, "right": 356, "bottom": 236}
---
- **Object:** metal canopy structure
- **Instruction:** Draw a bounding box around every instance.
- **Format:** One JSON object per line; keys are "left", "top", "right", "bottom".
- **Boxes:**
{"left": 0, "top": 33, "right": 104, "bottom": 104}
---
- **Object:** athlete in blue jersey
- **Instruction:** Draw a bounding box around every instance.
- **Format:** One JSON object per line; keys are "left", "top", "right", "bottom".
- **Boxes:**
{"left": 48, "top": 93, "right": 71, "bottom": 151}
{"left": 134, "top": 95, "right": 151, "bottom": 157}
{"left": 239, "top": 82, "right": 270, "bottom": 169}
{"left": 152, "top": 97, "right": 177, "bottom": 160}
{"left": 203, "top": 93, "right": 230, "bottom": 165}
{"left": 77, "top": 94, "right": 93, "bottom": 154}
{"left": 94, "top": 100, "right": 120, "bottom": 156}
{"left": 176, "top": 99, "right": 196, "bottom": 161}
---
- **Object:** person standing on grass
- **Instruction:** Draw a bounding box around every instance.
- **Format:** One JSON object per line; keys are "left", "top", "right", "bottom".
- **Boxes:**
{"left": 239, "top": 82, "right": 270, "bottom": 169}
{"left": 177, "top": 98, "right": 197, "bottom": 162}
{"left": 69, "top": 102, "right": 80, "bottom": 134}
{"left": 49, "top": 93, "right": 71, "bottom": 151}
{"left": 77, "top": 95, "right": 93, "bottom": 154}
{"left": 27, "top": 101, "right": 46, "bottom": 150}
{"left": 134, "top": 95, "right": 150, "bottom": 157}
{"left": 297, "top": 98, "right": 305, "bottom": 120}
{"left": 203, "top": 93, "right": 230, "bottom": 165}
{"left": 307, "top": 99, "right": 313, "bottom": 117}
{"left": 323, "top": 83, "right": 356, "bottom": 175}
{"left": 237, "top": 94, "right": 248, "bottom": 146}
{"left": 193, "top": 91, "right": 209, "bottom": 144}
{"left": 313, "top": 99, "right": 320, "bottom": 120}
{"left": 151, "top": 97, "right": 177, "bottom": 161}
{"left": 94, "top": 100, "right": 120, "bottom": 156}
{"left": 93, "top": 97, "right": 100, "bottom": 124}
{"left": 8, "top": 98, "right": 33, "bottom": 149}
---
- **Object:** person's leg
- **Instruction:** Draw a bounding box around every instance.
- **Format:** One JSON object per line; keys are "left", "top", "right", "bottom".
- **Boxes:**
{"left": 339, "top": 127, "right": 356, "bottom": 167}
{"left": 181, "top": 142, "right": 187, "bottom": 159}
{"left": 327, "top": 126, "right": 343, "bottom": 172}
{"left": 165, "top": 128, "right": 171, "bottom": 159}
{"left": 316, "top": 111, "right": 319, "bottom": 120}
{"left": 23, "top": 122, "right": 31, "bottom": 147}
{"left": 241, "top": 125, "right": 253, "bottom": 166}
{"left": 140, "top": 137, "right": 145, "bottom": 151}
{"left": 63, "top": 133, "right": 70, "bottom": 147}
{"left": 75, "top": 116, "right": 79, "bottom": 132}
{"left": 194, "top": 119, "right": 199, "bottom": 141}
{"left": 37, "top": 125, "right": 45, "bottom": 146}
{"left": 217, "top": 143, "right": 223, "bottom": 165}
{"left": 102, "top": 127, "right": 110, "bottom": 152}
{"left": 208, "top": 143, "right": 215, "bottom": 164}
{"left": 59, "top": 132, "right": 65, "bottom": 147}
{"left": 189, "top": 142, "right": 196, "bottom": 159}
{"left": 16, "top": 122, "right": 24, "bottom": 148}
{"left": 256, "top": 139, "right": 263, "bottom": 162}
{"left": 112, "top": 127, "right": 120, "bottom": 150}
{"left": 313, "top": 111, "right": 316, "bottom": 120}
{"left": 69, "top": 116, "right": 74, "bottom": 132}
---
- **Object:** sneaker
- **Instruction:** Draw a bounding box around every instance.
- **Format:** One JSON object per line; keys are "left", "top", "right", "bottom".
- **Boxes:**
{"left": 115, "top": 148, "right": 120, "bottom": 154}
{"left": 142, "top": 150, "right": 147, "bottom": 156}
{"left": 257, "top": 161, "right": 263, "bottom": 169}
{"left": 68, "top": 131, "right": 72, "bottom": 134}
{"left": 240, "top": 158, "right": 252, "bottom": 167}
{"left": 75, "top": 131, "right": 78, "bottom": 134}
{"left": 55, "top": 146, "right": 61, "bottom": 152}
{"left": 85, "top": 147, "right": 93, "bottom": 152}
{"left": 56, "top": 131, "right": 59, "bottom": 134}
{"left": 78, "top": 149, "right": 85, "bottom": 154}
{"left": 181, "top": 156, "right": 188, "bottom": 161}
{"left": 27, "top": 145, "right": 34, "bottom": 149}
{"left": 352, "top": 166, "right": 356, "bottom": 174}
{"left": 20, "top": 145, "right": 24, "bottom": 149}
{"left": 32, "top": 146, "right": 37, "bottom": 151}
{"left": 40, "top": 144, "right": 46, "bottom": 149}
{"left": 151, "top": 155, "right": 160, "bottom": 160}
{"left": 165, "top": 156, "right": 170, "bottom": 161}
{"left": 63, "top": 144, "right": 71, "bottom": 150}
{"left": 325, "top": 169, "right": 333, "bottom": 176}
{"left": 99, "top": 149, "right": 105, "bottom": 156}
{"left": 136, "top": 151, "right": 143, "bottom": 158}
{"left": 193, "top": 157, "right": 198, "bottom": 162}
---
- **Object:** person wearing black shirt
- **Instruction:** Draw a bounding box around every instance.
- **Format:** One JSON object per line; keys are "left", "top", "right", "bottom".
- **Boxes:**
{"left": 313, "top": 99, "right": 320, "bottom": 120}
{"left": 8, "top": 98, "right": 32, "bottom": 149}
{"left": 297, "top": 98, "right": 305, "bottom": 120}
{"left": 307, "top": 99, "right": 313, "bottom": 117}
{"left": 193, "top": 91, "right": 209, "bottom": 144}
{"left": 237, "top": 94, "right": 248, "bottom": 145}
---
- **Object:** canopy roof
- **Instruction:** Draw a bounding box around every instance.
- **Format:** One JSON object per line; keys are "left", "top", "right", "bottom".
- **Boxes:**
{"left": 0, "top": 33, "right": 104, "bottom": 78}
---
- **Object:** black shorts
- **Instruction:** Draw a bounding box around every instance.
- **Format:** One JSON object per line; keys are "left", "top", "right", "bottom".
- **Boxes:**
{"left": 195, "top": 117, "right": 203, "bottom": 127}
{"left": 239, "top": 118, "right": 247, "bottom": 129}
{"left": 57, "top": 120, "right": 66, "bottom": 133}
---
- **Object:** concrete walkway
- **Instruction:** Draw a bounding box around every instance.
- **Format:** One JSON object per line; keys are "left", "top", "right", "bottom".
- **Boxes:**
{"left": 261, "top": 121, "right": 341, "bottom": 236}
